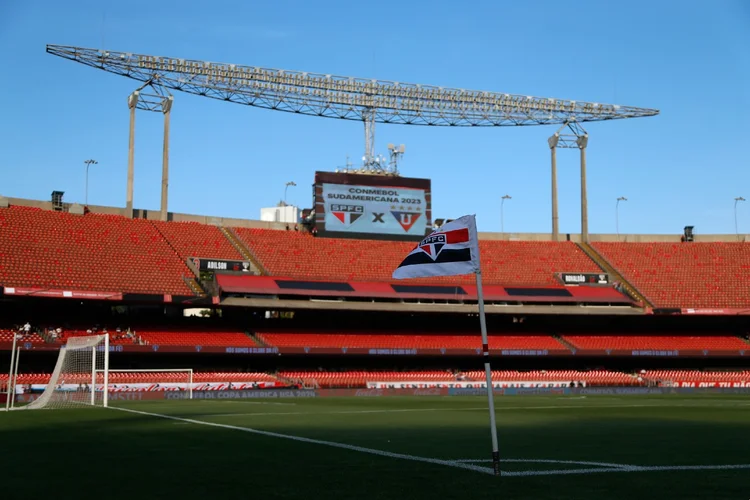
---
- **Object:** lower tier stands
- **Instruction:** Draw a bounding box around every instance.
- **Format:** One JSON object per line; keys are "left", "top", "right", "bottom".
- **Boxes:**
{"left": 563, "top": 335, "right": 749, "bottom": 351}
{"left": 3, "top": 371, "right": 279, "bottom": 385}
{"left": 0, "top": 329, "right": 45, "bottom": 344}
{"left": 257, "top": 332, "right": 567, "bottom": 350}
{"left": 593, "top": 242, "right": 750, "bottom": 309}
{"left": 642, "top": 370, "right": 750, "bottom": 383}
{"left": 236, "top": 228, "right": 601, "bottom": 286}
{"left": 462, "top": 370, "right": 639, "bottom": 386}
{"left": 277, "top": 370, "right": 641, "bottom": 387}
{"left": 136, "top": 330, "right": 257, "bottom": 347}
{"left": 3, "top": 370, "right": 749, "bottom": 389}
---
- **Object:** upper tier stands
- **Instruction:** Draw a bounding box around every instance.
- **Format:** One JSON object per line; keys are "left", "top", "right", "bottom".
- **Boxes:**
{"left": 258, "top": 332, "right": 567, "bottom": 350}
{"left": 136, "top": 330, "right": 257, "bottom": 346}
{"left": 150, "top": 220, "right": 242, "bottom": 261}
{"left": 593, "top": 242, "right": 750, "bottom": 309}
{"left": 563, "top": 335, "right": 749, "bottom": 351}
{"left": 236, "top": 228, "right": 601, "bottom": 285}
{"left": 0, "top": 206, "right": 192, "bottom": 295}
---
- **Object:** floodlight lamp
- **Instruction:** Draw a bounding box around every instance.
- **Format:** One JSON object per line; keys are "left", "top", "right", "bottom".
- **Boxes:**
{"left": 388, "top": 143, "right": 395, "bottom": 151}
{"left": 399, "top": 144, "right": 405, "bottom": 153}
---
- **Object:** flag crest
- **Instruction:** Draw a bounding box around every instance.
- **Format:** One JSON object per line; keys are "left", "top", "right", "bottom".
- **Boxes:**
{"left": 392, "top": 214, "right": 480, "bottom": 279}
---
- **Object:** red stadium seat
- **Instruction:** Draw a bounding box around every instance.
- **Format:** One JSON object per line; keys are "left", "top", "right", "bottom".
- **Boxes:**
{"left": 0, "top": 206, "right": 192, "bottom": 295}
{"left": 235, "top": 228, "right": 601, "bottom": 285}
{"left": 593, "top": 242, "right": 750, "bottom": 309}
{"left": 257, "top": 331, "right": 567, "bottom": 350}
{"left": 563, "top": 335, "right": 748, "bottom": 351}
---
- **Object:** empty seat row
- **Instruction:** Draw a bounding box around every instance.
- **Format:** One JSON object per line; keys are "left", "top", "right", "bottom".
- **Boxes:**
{"left": 258, "top": 332, "right": 566, "bottom": 350}
{"left": 593, "top": 242, "right": 750, "bottom": 308}
{"left": 235, "top": 228, "right": 601, "bottom": 286}
{"left": 563, "top": 335, "right": 749, "bottom": 350}
{"left": 136, "top": 330, "right": 257, "bottom": 347}
{"left": 0, "top": 206, "right": 192, "bottom": 295}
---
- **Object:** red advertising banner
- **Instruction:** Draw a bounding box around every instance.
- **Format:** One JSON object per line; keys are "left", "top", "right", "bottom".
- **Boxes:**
{"left": 2, "top": 287, "right": 123, "bottom": 301}
{"left": 0, "top": 344, "right": 745, "bottom": 358}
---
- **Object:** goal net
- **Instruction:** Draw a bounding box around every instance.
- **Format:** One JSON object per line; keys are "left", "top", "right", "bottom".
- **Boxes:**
{"left": 105, "top": 369, "right": 193, "bottom": 401}
{"left": 23, "top": 334, "right": 109, "bottom": 410}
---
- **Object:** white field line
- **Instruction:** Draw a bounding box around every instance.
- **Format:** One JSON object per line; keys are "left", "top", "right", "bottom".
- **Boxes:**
{"left": 216, "top": 401, "right": 298, "bottom": 406}
{"left": 111, "top": 406, "right": 496, "bottom": 476}
{"left": 112, "top": 406, "right": 750, "bottom": 478}
{"left": 454, "top": 458, "right": 636, "bottom": 469}
{"left": 200, "top": 401, "right": 750, "bottom": 419}
{"left": 500, "top": 464, "right": 750, "bottom": 477}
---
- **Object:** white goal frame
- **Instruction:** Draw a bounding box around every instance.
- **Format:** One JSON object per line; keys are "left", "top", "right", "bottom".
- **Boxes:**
{"left": 101, "top": 369, "right": 194, "bottom": 400}
{"left": 20, "top": 334, "right": 109, "bottom": 410}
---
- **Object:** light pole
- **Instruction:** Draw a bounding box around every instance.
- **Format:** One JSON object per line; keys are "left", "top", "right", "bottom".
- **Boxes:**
{"left": 83, "top": 159, "right": 98, "bottom": 206}
{"left": 735, "top": 196, "right": 746, "bottom": 240}
{"left": 616, "top": 196, "right": 627, "bottom": 240}
{"left": 501, "top": 194, "right": 512, "bottom": 234}
{"left": 284, "top": 181, "right": 297, "bottom": 205}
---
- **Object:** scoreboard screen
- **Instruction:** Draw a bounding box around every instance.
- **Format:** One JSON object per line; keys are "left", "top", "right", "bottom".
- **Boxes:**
{"left": 313, "top": 171, "right": 432, "bottom": 241}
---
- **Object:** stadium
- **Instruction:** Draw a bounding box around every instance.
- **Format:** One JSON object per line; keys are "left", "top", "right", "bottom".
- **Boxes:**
{"left": 2, "top": 7, "right": 750, "bottom": 500}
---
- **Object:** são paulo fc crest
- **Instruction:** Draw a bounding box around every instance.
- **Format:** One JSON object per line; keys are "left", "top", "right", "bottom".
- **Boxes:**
{"left": 418, "top": 233, "right": 448, "bottom": 260}
{"left": 330, "top": 204, "right": 364, "bottom": 226}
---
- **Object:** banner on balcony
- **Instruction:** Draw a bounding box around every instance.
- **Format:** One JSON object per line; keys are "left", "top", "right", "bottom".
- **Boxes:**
{"left": 190, "top": 258, "right": 252, "bottom": 273}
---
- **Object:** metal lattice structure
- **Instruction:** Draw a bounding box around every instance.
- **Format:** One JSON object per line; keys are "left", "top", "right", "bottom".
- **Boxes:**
{"left": 47, "top": 44, "right": 658, "bottom": 127}
{"left": 46, "top": 43, "right": 659, "bottom": 240}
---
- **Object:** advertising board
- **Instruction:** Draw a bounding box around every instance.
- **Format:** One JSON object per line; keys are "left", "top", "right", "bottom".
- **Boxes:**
{"left": 313, "top": 171, "right": 431, "bottom": 241}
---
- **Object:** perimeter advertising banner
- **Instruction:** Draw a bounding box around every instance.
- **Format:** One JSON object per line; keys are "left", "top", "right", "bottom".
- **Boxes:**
{"left": 314, "top": 171, "right": 432, "bottom": 241}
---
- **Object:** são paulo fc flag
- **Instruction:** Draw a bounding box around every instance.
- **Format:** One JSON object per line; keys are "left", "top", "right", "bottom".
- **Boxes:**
{"left": 392, "top": 214, "right": 480, "bottom": 279}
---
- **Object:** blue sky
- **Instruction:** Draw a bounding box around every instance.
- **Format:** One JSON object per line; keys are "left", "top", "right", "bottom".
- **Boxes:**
{"left": 1, "top": 0, "right": 748, "bottom": 235}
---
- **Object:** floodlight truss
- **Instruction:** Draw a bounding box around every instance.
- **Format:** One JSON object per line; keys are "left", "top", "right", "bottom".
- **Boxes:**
{"left": 47, "top": 44, "right": 659, "bottom": 127}
{"left": 549, "top": 121, "right": 589, "bottom": 149}
{"left": 131, "top": 81, "right": 173, "bottom": 113}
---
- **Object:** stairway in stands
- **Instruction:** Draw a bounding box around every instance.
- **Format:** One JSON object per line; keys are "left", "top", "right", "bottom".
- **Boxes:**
{"left": 248, "top": 332, "right": 267, "bottom": 347}
{"left": 577, "top": 242, "right": 652, "bottom": 307}
{"left": 218, "top": 227, "right": 265, "bottom": 275}
{"left": 149, "top": 221, "right": 205, "bottom": 296}
{"left": 553, "top": 335, "right": 577, "bottom": 352}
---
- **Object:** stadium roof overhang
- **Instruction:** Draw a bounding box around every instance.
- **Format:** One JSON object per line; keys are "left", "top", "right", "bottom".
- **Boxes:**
{"left": 219, "top": 297, "right": 645, "bottom": 316}
{"left": 215, "top": 275, "right": 633, "bottom": 307}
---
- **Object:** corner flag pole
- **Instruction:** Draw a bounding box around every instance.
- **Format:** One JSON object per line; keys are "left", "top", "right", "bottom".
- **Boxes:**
{"left": 475, "top": 269, "right": 501, "bottom": 476}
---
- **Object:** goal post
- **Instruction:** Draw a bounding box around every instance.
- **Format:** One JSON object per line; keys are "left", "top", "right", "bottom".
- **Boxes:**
{"left": 21, "top": 334, "right": 109, "bottom": 410}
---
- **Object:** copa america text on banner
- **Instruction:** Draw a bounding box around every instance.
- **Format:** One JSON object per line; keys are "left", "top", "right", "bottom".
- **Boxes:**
{"left": 392, "top": 214, "right": 480, "bottom": 280}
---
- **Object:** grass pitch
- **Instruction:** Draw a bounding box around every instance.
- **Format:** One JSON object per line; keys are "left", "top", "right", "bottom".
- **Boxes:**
{"left": 2, "top": 395, "right": 749, "bottom": 499}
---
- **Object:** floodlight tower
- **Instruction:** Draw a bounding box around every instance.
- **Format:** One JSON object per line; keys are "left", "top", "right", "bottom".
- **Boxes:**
{"left": 548, "top": 120, "right": 589, "bottom": 242}
{"left": 126, "top": 81, "right": 173, "bottom": 220}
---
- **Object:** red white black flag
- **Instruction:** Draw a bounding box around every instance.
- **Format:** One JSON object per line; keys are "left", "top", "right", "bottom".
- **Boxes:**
{"left": 392, "top": 214, "right": 480, "bottom": 279}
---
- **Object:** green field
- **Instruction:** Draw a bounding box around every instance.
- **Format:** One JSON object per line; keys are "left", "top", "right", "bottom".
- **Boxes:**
{"left": 2, "top": 395, "right": 749, "bottom": 499}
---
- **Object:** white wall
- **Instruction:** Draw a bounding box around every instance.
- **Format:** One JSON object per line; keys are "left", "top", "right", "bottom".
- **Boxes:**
{"left": 260, "top": 205, "right": 301, "bottom": 224}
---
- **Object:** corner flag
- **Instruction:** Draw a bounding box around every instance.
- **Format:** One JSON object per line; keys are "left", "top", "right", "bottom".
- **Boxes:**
{"left": 392, "top": 215, "right": 479, "bottom": 280}
{"left": 391, "top": 214, "right": 501, "bottom": 477}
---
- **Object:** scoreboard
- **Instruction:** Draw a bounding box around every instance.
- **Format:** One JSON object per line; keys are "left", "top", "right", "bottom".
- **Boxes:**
{"left": 313, "top": 171, "right": 432, "bottom": 241}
